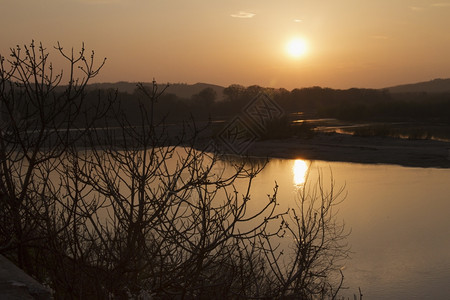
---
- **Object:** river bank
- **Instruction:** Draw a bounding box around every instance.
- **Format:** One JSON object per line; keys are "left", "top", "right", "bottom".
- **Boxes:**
{"left": 244, "top": 133, "right": 450, "bottom": 168}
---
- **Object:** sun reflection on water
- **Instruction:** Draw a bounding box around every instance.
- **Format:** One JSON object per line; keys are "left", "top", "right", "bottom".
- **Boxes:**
{"left": 292, "top": 159, "right": 309, "bottom": 186}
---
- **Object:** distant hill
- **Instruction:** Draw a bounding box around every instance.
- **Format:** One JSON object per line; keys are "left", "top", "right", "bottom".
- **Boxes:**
{"left": 86, "top": 82, "right": 226, "bottom": 101}
{"left": 86, "top": 81, "right": 137, "bottom": 94}
{"left": 387, "top": 78, "right": 450, "bottom": 94}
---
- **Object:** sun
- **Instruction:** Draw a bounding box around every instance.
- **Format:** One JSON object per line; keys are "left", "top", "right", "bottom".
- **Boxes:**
{"left": 286, "top": 37, "right": 308, "bottom": 58}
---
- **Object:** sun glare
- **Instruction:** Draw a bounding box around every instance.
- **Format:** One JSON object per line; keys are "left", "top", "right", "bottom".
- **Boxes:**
{"left": 286, "top": 38, "right": 308, "bottom": 58}
{"left": 293, "top": 159, "right": 309, "bottom": 186}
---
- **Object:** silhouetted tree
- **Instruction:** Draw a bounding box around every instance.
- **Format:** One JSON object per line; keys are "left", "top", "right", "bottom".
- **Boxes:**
{"left": 0, "top": 42, "right": 349, "bottom": 299}
{"left": 192, "top": 87, "right": 217, "bottom": 107}
{"left": 223, "top": 84, "right": 245, "bottom": 102}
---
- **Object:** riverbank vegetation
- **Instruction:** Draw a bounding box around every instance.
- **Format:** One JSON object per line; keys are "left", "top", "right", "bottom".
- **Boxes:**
{"left": 79, "top": 79, "right": 450, "bottom": 141}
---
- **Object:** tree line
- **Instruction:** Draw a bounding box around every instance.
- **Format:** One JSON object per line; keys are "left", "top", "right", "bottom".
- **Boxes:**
{"left": 78, "top": 82, "right": 450, "bottom": 126}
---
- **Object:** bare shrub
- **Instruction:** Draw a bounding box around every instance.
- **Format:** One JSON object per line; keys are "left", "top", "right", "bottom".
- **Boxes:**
{"left": 0, "top": 42, "right": 349, "bottom": 299}
{"left": 0, "top": 41, "right": 111, "bottom": 285}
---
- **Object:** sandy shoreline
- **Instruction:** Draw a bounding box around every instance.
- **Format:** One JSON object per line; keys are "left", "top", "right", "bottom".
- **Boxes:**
{"left": 244, "top": 133, "right": 450, "bottom": 168}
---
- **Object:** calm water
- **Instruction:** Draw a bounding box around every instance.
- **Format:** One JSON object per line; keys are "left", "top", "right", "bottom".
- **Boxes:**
{"left": 239, "top": 158, "right": 450, "bottom": 299}
{"left": 54, "top": 148, "right": 450, "bottom": 298}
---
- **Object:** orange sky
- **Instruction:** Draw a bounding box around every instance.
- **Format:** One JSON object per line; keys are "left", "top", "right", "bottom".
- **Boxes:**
{"left": 2, "top": 0, "right": 450, "bottom": 89}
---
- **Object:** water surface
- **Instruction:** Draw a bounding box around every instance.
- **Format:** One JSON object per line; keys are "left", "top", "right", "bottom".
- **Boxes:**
{"left": 242, "top": 159, "right": 450, "bottom": 299}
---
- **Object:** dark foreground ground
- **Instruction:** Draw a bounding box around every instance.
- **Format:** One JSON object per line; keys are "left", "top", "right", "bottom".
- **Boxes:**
{"left": 0, "top": 255, "right": 52, "bottom": 299}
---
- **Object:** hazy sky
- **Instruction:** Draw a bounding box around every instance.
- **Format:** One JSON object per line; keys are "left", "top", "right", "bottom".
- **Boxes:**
{"left": 2, "top": 0, "right": 450, "bottom": 89}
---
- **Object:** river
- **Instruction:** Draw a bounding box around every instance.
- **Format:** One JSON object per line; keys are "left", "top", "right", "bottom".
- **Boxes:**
{"left": 237, "top": 158, "right": 450, "bottom": 299}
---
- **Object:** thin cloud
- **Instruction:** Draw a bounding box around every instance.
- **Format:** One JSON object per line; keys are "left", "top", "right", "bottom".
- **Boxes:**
{"left": 431, "top": 2, "right": 450, "bottom": 7}
{"left": 294, "top": 19, "right": 303, "bottom": 23}
{"left": 230, "top": 11, "right": 256, "bottom": 18}
{"left": 409, "top": 6, "right": 424, "bottom": 11}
